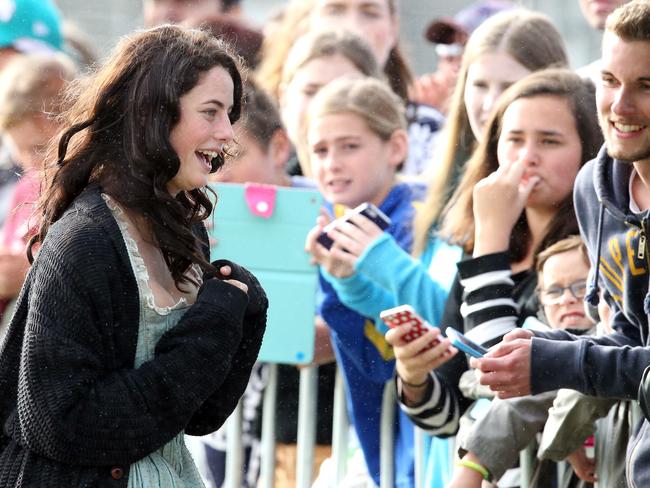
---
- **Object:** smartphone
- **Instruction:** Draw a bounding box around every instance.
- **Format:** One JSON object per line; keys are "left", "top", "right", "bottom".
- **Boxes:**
{"left": 380, "top": 304, "right": 438, "bottom": 348}
{"left": 445, "top": 327, "right": 488, "bottom": 358}
{"left": 317, "top": 202, "right": 392, "bottom": 250}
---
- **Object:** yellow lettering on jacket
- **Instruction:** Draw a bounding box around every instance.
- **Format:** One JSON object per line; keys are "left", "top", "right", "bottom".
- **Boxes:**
{"left": 364, "top": 320, "right": 395, "bottom": 361}
{"left": 626, "top": 229, "right": 647, "bottom": 276}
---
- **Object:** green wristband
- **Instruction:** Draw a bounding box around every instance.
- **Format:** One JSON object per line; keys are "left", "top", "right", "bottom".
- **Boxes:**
{"left": 457, "top": 459, "right": 490, "bottom": 481}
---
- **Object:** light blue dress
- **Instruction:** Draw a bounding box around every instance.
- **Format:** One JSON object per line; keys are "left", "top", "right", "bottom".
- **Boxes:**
{"left": 104, "top": 195, "right": 205, "bottom": 488}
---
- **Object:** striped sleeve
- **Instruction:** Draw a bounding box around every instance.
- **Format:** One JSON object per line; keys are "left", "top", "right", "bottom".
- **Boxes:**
{"left": 457, "top": 252, "right": 519, "bottom": 345}
{"left": 396, "top": 372, "right": 461, "bottom": 436}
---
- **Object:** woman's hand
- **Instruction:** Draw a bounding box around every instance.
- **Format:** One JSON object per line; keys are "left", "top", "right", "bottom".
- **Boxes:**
{"left": 215, "top": 264, "right": 248, "bottom": 294}
{"left": 326, "top": 212, "right": 385, "bottom": 264}
{"left": 386, "top": 324, "right": 457, "bottom": 404}
{"left": 472, "top": 158, "right": 540, "bottom": 256}
{"left": 305, "top": 212, "right": 355, "bottom": 278}
{"left": 567, "top": 446, "right": 598, "bottom": 483}
{"left": 210, "top": 259, "right": 268, "bottom": 320}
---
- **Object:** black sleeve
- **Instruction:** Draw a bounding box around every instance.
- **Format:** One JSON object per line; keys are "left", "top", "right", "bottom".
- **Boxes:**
{"left": 13, "top": 234, "right": 253, "bottom": 467}
{"left": 434, "top": 273, "right": 474, "bottom": 427}
{"left": 186, "top": 260, "right": 268, "bottom": 435}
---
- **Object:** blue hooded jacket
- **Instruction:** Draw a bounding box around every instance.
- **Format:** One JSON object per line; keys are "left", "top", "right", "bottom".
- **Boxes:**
{"left": 530, "top": 145, "right": 650, "bottom": 485}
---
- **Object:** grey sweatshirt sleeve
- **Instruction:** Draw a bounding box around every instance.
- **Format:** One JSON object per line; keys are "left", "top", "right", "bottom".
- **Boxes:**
{"left": 538, "top": 389, "right": 615, "bottom": 461}
{"left": 458, "top": 392, "right": 557, "bottom": 480}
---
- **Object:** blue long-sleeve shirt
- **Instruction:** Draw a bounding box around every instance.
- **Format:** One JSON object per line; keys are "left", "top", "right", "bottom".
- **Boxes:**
{"left": 319, "top": 186, "right": 462, "bottom": 486}
{"left": 317, "top": 182, "right": 424, "bottom": 487}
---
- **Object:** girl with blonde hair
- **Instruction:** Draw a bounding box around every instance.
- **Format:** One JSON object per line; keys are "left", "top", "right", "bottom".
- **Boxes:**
{"left": 305, "top": 76, "right": 421, "bottom": 487}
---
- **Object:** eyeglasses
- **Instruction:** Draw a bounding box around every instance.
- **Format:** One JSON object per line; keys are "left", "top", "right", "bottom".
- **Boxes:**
{"left": 539, "top": 280, "right": 587, "bottom": 305}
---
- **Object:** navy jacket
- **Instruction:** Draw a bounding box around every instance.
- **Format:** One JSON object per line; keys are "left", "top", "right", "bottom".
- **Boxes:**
{"left": 531, "top": 145, "right": 650, "bottom": 485}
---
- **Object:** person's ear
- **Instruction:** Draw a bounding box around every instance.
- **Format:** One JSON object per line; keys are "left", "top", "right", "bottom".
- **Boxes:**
{"left": 268, "top": 128, "right": 292, "bottom": 170}
{"left": 387, "top": 129, "right": 408, "bottom": 169}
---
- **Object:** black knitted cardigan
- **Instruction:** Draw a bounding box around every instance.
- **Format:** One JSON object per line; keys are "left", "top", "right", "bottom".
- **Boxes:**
{"left": 0, "top": 185, "right": 267, "bottom": 487}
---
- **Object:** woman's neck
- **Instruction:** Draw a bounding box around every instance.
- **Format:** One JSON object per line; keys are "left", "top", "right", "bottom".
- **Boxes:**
{"left": 511, "top": 207, "right": 555, "bottom": 273}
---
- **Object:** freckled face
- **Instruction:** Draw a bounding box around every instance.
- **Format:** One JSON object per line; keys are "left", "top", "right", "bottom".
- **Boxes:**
{"left": 308, "top": 112, "right": 403, "bottom": 207}
{"left": 167, "top": 66, "right": 234, "bottom": 196}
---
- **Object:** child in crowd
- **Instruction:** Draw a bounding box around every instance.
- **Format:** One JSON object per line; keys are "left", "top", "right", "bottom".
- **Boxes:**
{"left": 305, "top": 77, "right": 421, "bottom": 487}
{"left": 537, "top": 291, "right": 638, "bottom": 488}
{"left": 277, "top": 28, "right": 380, "bottom": 175}
{"left": 0, "top": 53, "right": 75, "bottom": 337}
{"left": 305, "top": 0, "right": 444, "bottom": 176}
{"left": 449, "top": 236, "right": 596, "bottom": 487}
{"left": 386, "top": 67, "right": 602, "bottom": 478}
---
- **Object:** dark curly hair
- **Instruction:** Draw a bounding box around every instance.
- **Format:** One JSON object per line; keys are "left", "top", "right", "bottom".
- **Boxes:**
{"left": 30, "top": 24, "right": 244, "bottom": 288}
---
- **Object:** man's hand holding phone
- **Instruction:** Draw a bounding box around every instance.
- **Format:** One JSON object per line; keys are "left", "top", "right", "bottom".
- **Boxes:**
{"left": 469, "top": 328, "right": 534, "bottom": 399}
{"left": 445, "top": 327, "right": 488, "bottom": 358}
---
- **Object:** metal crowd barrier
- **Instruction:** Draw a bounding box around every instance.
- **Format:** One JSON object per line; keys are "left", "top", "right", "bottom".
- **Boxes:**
{"left": 222, "top": 365, "right": 399, "bottom": 488}
{"left": 220, "top": 367, "right": 569, "bottom": 488}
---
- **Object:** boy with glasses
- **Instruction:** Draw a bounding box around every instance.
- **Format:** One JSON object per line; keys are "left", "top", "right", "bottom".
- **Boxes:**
{"left": 451, "top": 236, "right": 595, "bottom": 487}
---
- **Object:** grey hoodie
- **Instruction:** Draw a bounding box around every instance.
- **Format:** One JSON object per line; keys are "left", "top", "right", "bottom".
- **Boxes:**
{"left": 527, "top": 145, "right": 650, "bottom": 487}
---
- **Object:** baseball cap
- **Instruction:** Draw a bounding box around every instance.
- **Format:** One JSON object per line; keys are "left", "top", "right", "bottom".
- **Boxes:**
{"left": 0, "top": 0, "right": 63, "bottom": 53}
{"left": 425, "top": 0, "right": 517, "bottom": 45}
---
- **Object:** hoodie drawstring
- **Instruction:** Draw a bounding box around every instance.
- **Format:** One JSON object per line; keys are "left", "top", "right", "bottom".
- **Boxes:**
{"left": 585, "top": 203, "right": 605, "bottom": 306}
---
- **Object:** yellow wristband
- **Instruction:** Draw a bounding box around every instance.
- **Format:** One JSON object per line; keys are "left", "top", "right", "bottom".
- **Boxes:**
{"left": 457, "top": 459, "right": 490, "bottom": 481}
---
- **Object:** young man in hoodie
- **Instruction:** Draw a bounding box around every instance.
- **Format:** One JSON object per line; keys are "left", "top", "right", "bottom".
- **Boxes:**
{"left": 470, "top": 1, "right": 650, "bottom": 485}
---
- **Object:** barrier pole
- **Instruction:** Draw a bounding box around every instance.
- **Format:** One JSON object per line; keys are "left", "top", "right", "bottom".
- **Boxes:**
{"left": 330, "top": 368, "right": 349, "bottom": 486}
{"left": 296, "top": 366, "right": 318, "bottom": 488}
{"left": 224, "top": 401, "right": 243, "bottom": 488}
{"left": 259, "top": 363, "right": 278, "bottom": 488}
{"left": 380, "top": 380, "right": 395, "bottom": 488}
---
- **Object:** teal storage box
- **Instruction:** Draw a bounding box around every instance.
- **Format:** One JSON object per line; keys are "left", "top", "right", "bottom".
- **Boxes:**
{"left": 208, "top": 183, "right": 322, "bottom": 364}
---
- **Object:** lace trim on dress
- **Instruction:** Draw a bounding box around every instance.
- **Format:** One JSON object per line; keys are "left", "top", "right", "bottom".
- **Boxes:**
{"left": 102, "top": 194, "right": 193, "bottom": 315}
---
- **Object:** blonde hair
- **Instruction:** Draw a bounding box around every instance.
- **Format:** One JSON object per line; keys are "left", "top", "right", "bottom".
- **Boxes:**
{"left": 280, "top": 29, "right": 380, "bottom": 87}
{"left": 606, "top": 0, "right": 650, "bottom": 42}
{"left": 412, "top": 9, "right": 568, "bottom": 256}
{"left": 305, "top": 77, "right": 406, "bottom": 151}
{"left": 0, "top": 53, "right": 76, "bottom": 131}
{"left": 535, "top": 235, "right": 588, "bottom": 281}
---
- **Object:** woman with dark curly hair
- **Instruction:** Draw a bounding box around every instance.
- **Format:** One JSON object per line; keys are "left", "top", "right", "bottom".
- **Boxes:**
{"left": 0, "top": 25, "right": 267, "bottom": 487}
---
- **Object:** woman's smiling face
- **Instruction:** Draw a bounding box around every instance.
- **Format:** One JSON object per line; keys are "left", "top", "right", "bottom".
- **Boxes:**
{"left": 167, "top": 66, "right": 234, "bottom": 196}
